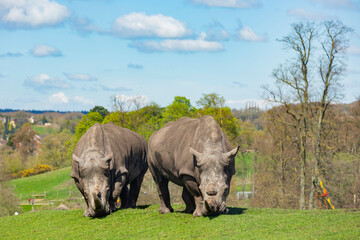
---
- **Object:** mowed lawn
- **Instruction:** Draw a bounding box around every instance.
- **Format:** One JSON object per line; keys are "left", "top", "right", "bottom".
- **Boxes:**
{"left": 0, "top": 205, "right": 359, "bottom": 239}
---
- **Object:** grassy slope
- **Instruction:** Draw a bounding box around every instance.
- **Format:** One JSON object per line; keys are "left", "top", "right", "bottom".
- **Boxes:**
{"left": 10, "top": 167, "right": 80, "bottom": 201}
{"left": 5, "top": 167, "right": 360, "bottom": 239}
{"left": 0, "top": 206, "right": 359, "bottom": 239}
{"left": 32, "top": 125, "right": 56, "bottom": 136}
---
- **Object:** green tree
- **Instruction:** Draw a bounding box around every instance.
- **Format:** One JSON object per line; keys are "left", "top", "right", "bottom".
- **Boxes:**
{"left": 74, "top": 112, "right": 103, "bottom": 140}
{"left": 0, "top": 120, "right": 4, "bottom": 137}
{"left": 6, "top": 134, "right": 15, "bottom": 149}
{"left": 197, "top": 93, "right": 239, "bottom": 143}
{"left": 13, "top": 123, "right": 36, "bottom": 160}
{"left": 90, "top": 105, "right": 109, "bottom": 118}
{"left": 41, "top": 115, "right": 48, "bottom": 125}
{"left": 69, "top": 112, "right": 103, "bottom": 155}
{"left": 162, "top": 96, "right": 195, "bottom": 125}
{"left": 39, "top": 130, "right": 72, "bottom": 168}
{"left": 196, "top": 93, "right": 225, "bottom": 109}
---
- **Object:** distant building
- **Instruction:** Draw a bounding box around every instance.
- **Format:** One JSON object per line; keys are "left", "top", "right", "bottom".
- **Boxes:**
{"left": 28, "top": 116, "right": 35, "bottom": 124}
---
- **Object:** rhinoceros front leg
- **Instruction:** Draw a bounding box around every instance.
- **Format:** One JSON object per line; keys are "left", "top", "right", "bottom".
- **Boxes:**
{"left": 111, "top": 173, "right": 127, "bottom": 212}
{"left": 181, "top": 175, "right": 205, "bottom": 217}
{"left": 182, "top": 187, "right": 196, "bottom": 213}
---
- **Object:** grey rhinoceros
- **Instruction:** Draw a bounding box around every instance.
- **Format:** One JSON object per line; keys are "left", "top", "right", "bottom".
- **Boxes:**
{"left": 148, "top": 116, "right": 239, "bottom": 216}
{"left": 71, "top": 122, "right": 148, "bottom": 217}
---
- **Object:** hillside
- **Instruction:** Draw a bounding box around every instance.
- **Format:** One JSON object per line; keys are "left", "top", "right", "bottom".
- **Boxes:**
{"left": 2, "top": 165, "right": 359, "bottom": 239}
{"left": 11, "top": 167, "right": 81, "bottom": 203}
{"left": 0, "top": 206, "right": 359, "bottom": 239}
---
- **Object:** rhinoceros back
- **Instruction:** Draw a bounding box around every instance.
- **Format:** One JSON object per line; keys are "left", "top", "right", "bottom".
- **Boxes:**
{"left": 148, "top": 116, "right": 234, "bottom": 183}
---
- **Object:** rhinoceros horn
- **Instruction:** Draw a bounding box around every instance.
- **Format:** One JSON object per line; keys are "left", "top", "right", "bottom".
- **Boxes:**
{"left": 93, "top": 192, "right": 102, "bottom": 210}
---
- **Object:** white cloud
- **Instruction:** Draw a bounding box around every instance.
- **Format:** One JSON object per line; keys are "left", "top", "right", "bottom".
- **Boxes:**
{"left": 287, "top": 8, "right": 328, "bottom": 21}
{"left": 24, "top": 73, "right": 71, "bottom": 92}
{"left": 131, "top": 32, "right": 224, "bottom": 53}
{"left": 237, "top": 26, "right": 266, "bottom": 42}
{"left": 30, "top": 45, "right": 62, "bottom": 57}
{"left": 190, "top": 0, "right": 261, "bottom": 8}
{"left": 347, "top": 45, "right": 360, "bottom": 55}
{"left": 73, "top": 96, "right": 93, "bottom": 105}
{"left": 204, "top": 21, "right": 230, "bottom": 41}
{"left": 72, "top": 17, "right": 103, "bottom": 35}
{"left": 49, "top": 92, "right": 68, "bottom": 104}
{"left": 0, "top": 0, "right": 70, "bottom": 28}
{"left": 64, "top": 73, "right": 97, "bottom": 81}
{"left": 308, "top": 0, "right": 359, "bottom": 10}
{"left": 112, "top": 12, "right": 191, "bottom": 38}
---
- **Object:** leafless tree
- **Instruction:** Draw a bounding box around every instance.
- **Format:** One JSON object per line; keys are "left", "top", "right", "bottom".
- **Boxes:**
{"left": 309, "top": 21, "right": 353, "bottom": 209}
{"left": 264, "top": 22, "right": 316, "bottom": 210}
{"left": 264, "top": 21, "right": 352, "bottom": 210}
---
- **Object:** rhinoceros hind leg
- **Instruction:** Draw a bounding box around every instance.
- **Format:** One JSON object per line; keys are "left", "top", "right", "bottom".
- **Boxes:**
{"left": 120, "top": 185, "right": 129, "bottom": 209}
{"left": 182, "top": 187, "right": 195, "bottom": 213}
{"left": 149, "top": 163, "right": 173, "bottom": 213}
{"left": 127, "top": 168, "right": 147, "bottom": 208}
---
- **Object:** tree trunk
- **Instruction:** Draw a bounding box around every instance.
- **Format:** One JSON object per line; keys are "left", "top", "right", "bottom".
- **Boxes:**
{"left": 309, "top": 110, "right": 325, "bottom": 209}
{"left": 299, "top": 129, "right": 307, "bottom": 210}
{"left": 354, "top": 146, "right": 359, "bottom": 209}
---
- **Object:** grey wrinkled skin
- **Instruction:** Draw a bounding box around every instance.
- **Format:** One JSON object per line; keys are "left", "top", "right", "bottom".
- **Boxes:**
{"left": 148, "top": 116, "right": 239, "bottom": 217}
{"left": 71, "top": 122, "right": 148, "bottom": 217}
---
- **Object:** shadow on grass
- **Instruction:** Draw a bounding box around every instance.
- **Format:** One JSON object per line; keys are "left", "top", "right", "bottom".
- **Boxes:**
{"left": 207, "top": 207, "right": 247, "bottom": 220}
{"left": 136, "top": 205, "right": 151, "bottom": 209}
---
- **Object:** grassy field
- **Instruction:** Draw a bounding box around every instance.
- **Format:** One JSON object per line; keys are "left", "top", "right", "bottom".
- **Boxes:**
{"left": 10, "top": 167, "right": 81, "bottom": 202}
{"left": 32, "top": 125, "right": 57, "bottom": 136}
{"left": 3, "top": 166, "right": 359, "bottom": 239}
{"left": 0, "top": 205, "right": 359, "bottom": 239}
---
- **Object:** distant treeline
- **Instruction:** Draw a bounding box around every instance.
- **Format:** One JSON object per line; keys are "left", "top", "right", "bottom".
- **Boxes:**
{"left": 0, "top": 109, "right": 88, "bottom": 114}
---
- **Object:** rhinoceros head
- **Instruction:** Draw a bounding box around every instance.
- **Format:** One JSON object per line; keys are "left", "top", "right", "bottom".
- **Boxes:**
{"left": 190, "top": 145, "right": 239, "bottom": 215}
{"left": 72, "top": 151, "right": 113, "bottom": 217}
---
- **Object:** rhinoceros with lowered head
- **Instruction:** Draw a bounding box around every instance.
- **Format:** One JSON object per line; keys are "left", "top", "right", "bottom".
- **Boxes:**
{"left": 71, "top": 122, "right": 148, "bottom": 217}
{"left": 148, "top": 116, "right": 239, "bottom": 216}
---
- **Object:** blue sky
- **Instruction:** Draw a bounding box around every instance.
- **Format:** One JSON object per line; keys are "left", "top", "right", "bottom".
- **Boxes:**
{"left": 0, "top": 0, "right": 359, "bottom": 111}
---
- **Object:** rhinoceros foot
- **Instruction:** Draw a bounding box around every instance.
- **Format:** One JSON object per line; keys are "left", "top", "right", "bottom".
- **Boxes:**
{"left": 159, "top": 206, "right": 173, "bottom": 214}
{"left": 183, "top": 207, "right": 194, "bottom": 214}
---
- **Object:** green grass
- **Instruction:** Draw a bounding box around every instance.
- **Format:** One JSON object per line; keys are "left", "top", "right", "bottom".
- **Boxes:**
{"left": 10, "top": 167, "right": 80, "bottom": 202}
{"left": 2, "top": 167, "right": 360, "bottom": 239}
{"left": 235, "top": 153, "right": 254, "bottom": 177}
{"left": 32, "top": 125, "right": 56, "bottom": 136}
{"left": 235, "top": 184, "right": 252, "bottom": 192}
{"left": 0, "top": 206, "right": 359, "bottom": 239}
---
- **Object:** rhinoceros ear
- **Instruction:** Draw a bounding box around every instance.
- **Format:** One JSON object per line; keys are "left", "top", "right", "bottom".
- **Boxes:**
{"left": 72, "top": 154, "right": 83, "bottom": 164}
{"left": 222, "top": 146, "right": 240, "bottom": 165}
{"left": 101, "top": 153, "right": 113, "bottom": 165}
{"left": 190, "top": 146, "right": 204, "bottom": 166}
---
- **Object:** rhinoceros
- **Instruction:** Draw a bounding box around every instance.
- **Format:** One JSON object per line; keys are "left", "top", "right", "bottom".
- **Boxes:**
{"left": 71, "top": 122, "right": 148, "bottom": 217}
{"left": 148, "top": 116, "right": 239, "bottom": 216}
